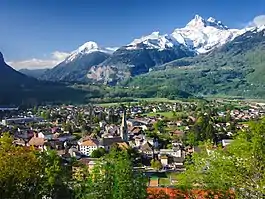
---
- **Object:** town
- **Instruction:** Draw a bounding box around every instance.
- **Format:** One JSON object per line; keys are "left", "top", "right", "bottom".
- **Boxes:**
{"left": 1, "top": 98, "right": 264, "bottom": 188}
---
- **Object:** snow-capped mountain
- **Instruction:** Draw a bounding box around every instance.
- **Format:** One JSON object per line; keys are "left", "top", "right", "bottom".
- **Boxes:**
{"left": 64, "top": 41, "right": 116, "bottom": 63}
{"left": 41, "top": 41, "right": 113, "bottom": 82}
{"left": 41, "top": 14, "right": 265, "bottom": 84}
{"left": 126, "top": 15, "right": 246, "bottom": 54}
{"left": 171, "top": 15, "right": 242, "bottom": 53}
{"left": 126, "top": 32, "right": 179, "bottom": 50}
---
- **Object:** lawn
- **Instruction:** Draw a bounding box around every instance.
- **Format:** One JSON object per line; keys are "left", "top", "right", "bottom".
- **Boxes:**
{"left": 137, "top": 98, "right": 182, "bottom": 103}
{"left": 158, "top": 172, "right": 180, "bottom": 186}
{"left": 159, "top": 178, "right": 171, "bottom": 186}
{"left": 96, "top": 101, "right": 138, "bottom": 107}
{"left": 96, "top": 102, "right": 123, "bottom": 107}
{"left": 145, "top": 111, "right": 174, "bottom": 118}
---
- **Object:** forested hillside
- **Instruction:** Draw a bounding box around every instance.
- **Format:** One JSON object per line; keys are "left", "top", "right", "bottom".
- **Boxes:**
{"left": 123, "top": 29, "right": 265, "bottom": 98}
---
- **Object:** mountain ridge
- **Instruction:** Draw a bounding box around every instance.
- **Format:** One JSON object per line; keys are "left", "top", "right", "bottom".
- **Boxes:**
{"left": 29, "top": 14, "right": 265, "bottom": 85}
{"left": 84, "top": 15, "right": 252, "bottom": 83}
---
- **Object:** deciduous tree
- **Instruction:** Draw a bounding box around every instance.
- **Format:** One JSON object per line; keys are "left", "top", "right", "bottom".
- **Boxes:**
{"left": 178, "top": 119, "right": 265, "bottom": 199}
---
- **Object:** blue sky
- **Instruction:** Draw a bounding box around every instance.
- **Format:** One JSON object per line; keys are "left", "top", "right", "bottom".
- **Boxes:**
{"left": 1, "top": 0, "right": 264, "bottom": 69}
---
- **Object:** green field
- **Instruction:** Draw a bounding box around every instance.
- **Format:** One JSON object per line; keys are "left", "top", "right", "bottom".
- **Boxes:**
{"left": 138, "top": 98, "right": 182, "bottom": 103}
{"left": 158, "top": 172, "right": 180, "bottom": 186}
{"left": 96, "top": 102, "right": 130, "bottom": 107}
{"left": 144, "top": 111, "right": 174, "bottom": 118}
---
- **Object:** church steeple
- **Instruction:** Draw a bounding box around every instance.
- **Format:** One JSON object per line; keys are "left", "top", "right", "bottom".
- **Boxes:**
{"left": 120, "top": 108, "right": 128, "bottom": 142}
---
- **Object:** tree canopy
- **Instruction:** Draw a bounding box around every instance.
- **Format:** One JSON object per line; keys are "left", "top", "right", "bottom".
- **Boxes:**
{"left": 76, "top": 149, "right": 148, "bottom": 199}
{"left": 0, "top": 133, "right": 72, "bottom": 199}
{"left": 178, "top": 118, "right": 265, "bottom": 199}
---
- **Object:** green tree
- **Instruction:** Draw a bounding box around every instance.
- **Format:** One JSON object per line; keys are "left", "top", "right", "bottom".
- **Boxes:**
{"left": 41, "top": 109, "right": 51, "bottom": 120}
{"left": 76, "top": 112, "right": 84, "bottom": 125}
{"left": 77, "top": 149, "right": 148, "bottom": 199}
{"left": 225, "top": 111, "right": 232, "bottom": 122}
{"left": 0, "top": 133, "right": 42, "bottom": 199}
{"left": 205, "top": 122, "right": 216, "bottom": 141}
{"left": 185, "top": 132, "right": 198, "bottom": 146}
{"left": 0, "top": 133, "right": 73, "bottom": 199}
{"left": 178, "top": 119, "right": 265, "bottom": 199}
{"left": 63, "top": 122, "right": 73, "bottom": 133}
{"left": 154, "top": 120, "right": 166, "bottom": 133}
{"left": 32, "top": 106, "right": 38, "bottom": 115}
{"left": 91, "top": 148, "right": 107, "bottom": 158}
{"left": 151, "top": 159, "right": 163, "bottom": 171}
{"left": 38, "top": 150, "right": 72, "bottom": 199}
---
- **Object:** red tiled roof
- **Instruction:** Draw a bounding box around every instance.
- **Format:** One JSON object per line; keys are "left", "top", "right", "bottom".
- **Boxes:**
{"left": 28, "top": 137, "right": 45, "bottom": 146}
{"left": 147, "top": 188, "right": 234, "bottom": 199}
{"left": 80, "top": 139, "right": 98, "bottom": 147}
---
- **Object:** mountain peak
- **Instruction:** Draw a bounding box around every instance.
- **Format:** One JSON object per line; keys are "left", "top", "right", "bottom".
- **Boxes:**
{"left": 194, "top": 14, "right": 204, "bottom": 20}
{"left": 186, "top": 14, "right": 206, "bottom": 28}
{"left": 63, "top": 41, "right": 115, "bottom": 63}
{"left": 150, "top": 31, "right": 160, "bottom": 36}
{"left": 76, "top": 41, "right": 100, "bottom": 53}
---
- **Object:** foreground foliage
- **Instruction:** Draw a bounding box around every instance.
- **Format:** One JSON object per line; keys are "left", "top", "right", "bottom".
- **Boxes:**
{"left": 178, "top": 119, "right": 265, "bottom": 199}
{"left": 75, "top": 149, "right": 148, "bottom": 199}
{"left": 0, "top": 133, "right": 72, "bottom": 199}
{"left": 1, "top": 116, "right": 265, "bottom": 199}
{"left": 0, "top": 134, "right": 147, "bottom": 199}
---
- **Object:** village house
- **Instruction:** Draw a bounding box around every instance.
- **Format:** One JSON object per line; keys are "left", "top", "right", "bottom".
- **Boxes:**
{"left": 99, "top": 137, "right": 126, "bottom": 151}
{"left": 159, "top": 149, "right": 182, "bottom": 158}
{"left": 78, "top": 138, "right": 99, "bottom": 156}
{"left": 27, "top": 133, "right": 46, "bottom": 150}
{"left": 140, "top": 141, "right": 154, "bottom": 158}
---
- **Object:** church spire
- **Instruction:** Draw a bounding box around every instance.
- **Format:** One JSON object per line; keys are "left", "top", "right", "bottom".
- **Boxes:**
{"left": 120, "top": 108, "right": 128, "bottom": 142}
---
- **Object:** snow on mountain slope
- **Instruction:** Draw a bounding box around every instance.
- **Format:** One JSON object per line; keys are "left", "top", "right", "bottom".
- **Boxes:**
{"left": 256, "top": 25, "right": 265, "bottom": 32}
{"left": 65, "top": 41, "right": 116, "bottom": 63}
{"left": 56, "top": 14, "right": 264, "bottom": 72}
{"left": 125, "top": 15, "right": 248, "bottom": 54}
{"left": 126, "top": 32, "right": 179, "bottom": 50}
{"left": 171, "top": 15, "right": 242, "bottom": 53}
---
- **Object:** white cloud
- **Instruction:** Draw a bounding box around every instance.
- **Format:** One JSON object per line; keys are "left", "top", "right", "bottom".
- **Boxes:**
{"left": 52, "top": 51, "right": 70, "bottom": 60}
{"left": 105, "top": 47, "right": 119, "bottom": 52}
{"left": 7, "top": 51, "right": 70, "bottom": 70}
{"left": 247, "top": 15, "right": 265, "bottom": 27}
{"left": 7, "top": 44, "right": 119, "bottom": 70}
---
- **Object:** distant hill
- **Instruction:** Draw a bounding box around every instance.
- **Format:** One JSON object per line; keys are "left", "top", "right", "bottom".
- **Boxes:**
{"left": 0, "top": 52, "right": 36, "bottom": 86}
{"left": 19, "top": 68, "right": 48, "bottom": 78}
{"left": 0, "top": 52, "right": 87, "bottom": 105}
